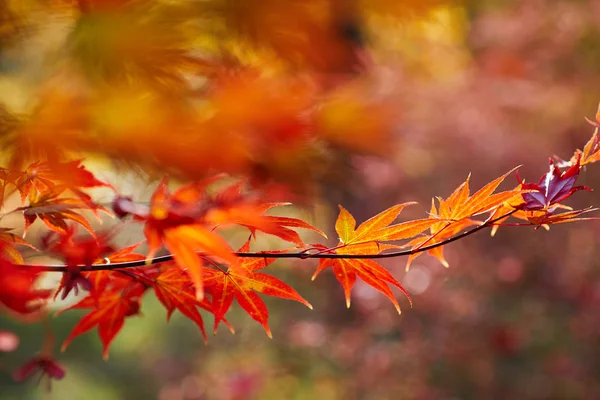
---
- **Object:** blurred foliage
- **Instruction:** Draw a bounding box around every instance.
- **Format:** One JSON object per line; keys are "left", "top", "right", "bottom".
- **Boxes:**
{"left": 2, "top": 0, "right": 600, "bottom": 399}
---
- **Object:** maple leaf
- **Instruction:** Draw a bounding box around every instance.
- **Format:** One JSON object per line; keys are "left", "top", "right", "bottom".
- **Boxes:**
{"left": 13, "top": 355, "right": 65, "bottom": 383}
{"left": 0, "top": 257, "right": 52, "bottom": 315}
{"left": 205, "top": 181, "right": 327, "bottom": 247}
{"left": 521, "top": 207, "right": 599, "bottom": 227}
{"left": 489, "top": 160, "right": 597, "bottom": 230}
{"left": 312, "top": 204, "right": 438, "bottom": 312}
{"left": 576, "top": 107, "right": 600, "bottom": 166}
{"left": 142, "top": 265, "right": 235, "bottom": 342}
{"left": 204, "top": 241, "right": 311, "bottom": 338}
{"left": 151, "top": 224, "right": 236, "bottom": 300}
{"left": 57, "top": 243, "right": 148, "bottom": 305}
{"left": 0, "top": 233, "right": 46, "bottom": 319}
{"left": 332, "top": 203, "right": 439, "bottom": 246}
{"left": 2, "top": 160, "right": 112, "bottom": 206}
{"left": 17, "top": 188, "right": 108, "bottom": 238}
{"left": 60, "top": 280, "right": 148, "bottom": 360}
{"left": 44, "top": 227, "right": 115, "bottom": 268}
{"left": 3, "top": 161, "right": 55, "bottom": 204}
{"left": 145, "top": 175, "right": 226, "bottom": 223}
{"left": 0, "top": 168, "right": 19, "bottom": 209}
{"left": 0, "top": 228, "right": 37, "bottom": 264}
{"left": 433, "top": 168, "right": 523, "bottom": 221}
{"left": 12, "top": 323, "right": 65, "bottom": 387}
{"left": 402, "top": 169, "right": 526, "bottom": 269}
{"left": 206, "top": 200, "right": 327, "bottom": 248}
{"left": 487, "top": 184, "right": 528, "bottom": 237}
{"left": 100, "top": 242, "right": 146, "bottom": 264}
{"left": 518, "top": 156, "right": 591, "bottom": 211}
{"left": 21, "top": 200, "right": 95, "bottom": 237}
{"left": 50, "top": 160, "right": 112, "bottom": 190}
{"left": 580, "top": 128, "right": 600, "bottom": 166}
{"left": 403, "top": 218, "right": 480, "bottom": 270}
{"left": 142, "top": 178, "right": 242, "bottom": 300}
{"left": 490, "top": 204, "right": 598, "bottom": 234}
{"left": 43, "top": 227, "right": 116, "bottom": 300}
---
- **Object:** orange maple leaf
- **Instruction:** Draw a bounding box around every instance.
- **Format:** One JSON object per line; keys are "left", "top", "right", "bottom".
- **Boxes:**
{"left": 491, "top": 204, "right": 598, "bottom": 233}
{"left": 204, "top": 240, "right": 311, "bottom": 338}
{"left": 18, "top": 193, "right": 103, "bottom": 238}
{"left": 577, "top": 107, "right": 600, "bottom": 166}
{"left": 404, "top": 170, "right": 525, "bottom": 269}
{"left": 312, "top": 203, "right": 438, "bottom": 313}
{"left": 0, "top": 228, "right": 37, "bottom": 263}
{"left": 1, "top": 160, "right": 112, "bottom": 206}
{"left": 403, "top": 218, "right": 479, "bottom": 270}
{"left": 522, "top": 207, "right": 599, "bottom": 227}
{"left": 434, "top": 168, "right": 523, "bottom": 221}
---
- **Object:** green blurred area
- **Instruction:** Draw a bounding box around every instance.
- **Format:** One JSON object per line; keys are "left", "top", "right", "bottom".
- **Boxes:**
{"left": 3, "top": 0, "right": 600, "bottom": 399}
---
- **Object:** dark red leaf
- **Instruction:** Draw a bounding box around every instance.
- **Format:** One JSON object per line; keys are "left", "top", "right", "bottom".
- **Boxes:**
{"left": 519, "top": 155, "right": 591, "bottom": 210}
{"left": 13, "top": 355, "right": 65, "bottom": 382}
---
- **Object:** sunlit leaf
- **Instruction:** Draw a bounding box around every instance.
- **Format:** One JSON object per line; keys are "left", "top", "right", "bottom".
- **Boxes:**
{"left": 204, "top": 241, "right": 311, "bottom": 337}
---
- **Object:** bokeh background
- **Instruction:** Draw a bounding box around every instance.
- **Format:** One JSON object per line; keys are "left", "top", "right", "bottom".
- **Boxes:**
{"left": 3, "top": 0, "right": 600, "bottom": 399}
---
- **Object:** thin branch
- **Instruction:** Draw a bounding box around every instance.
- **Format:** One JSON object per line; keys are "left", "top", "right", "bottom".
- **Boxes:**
{"left": 29, "top": 210, "right": 518, "bottom": 273}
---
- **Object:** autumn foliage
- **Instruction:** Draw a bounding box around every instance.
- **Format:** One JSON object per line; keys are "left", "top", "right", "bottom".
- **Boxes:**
{"left": 1, "top": 0, "right": 599, "bottom": 391}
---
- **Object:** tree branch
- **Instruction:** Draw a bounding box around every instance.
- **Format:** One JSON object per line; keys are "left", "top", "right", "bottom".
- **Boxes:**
{"left": 30, "top": 210, "right": 518, "bottom": 272}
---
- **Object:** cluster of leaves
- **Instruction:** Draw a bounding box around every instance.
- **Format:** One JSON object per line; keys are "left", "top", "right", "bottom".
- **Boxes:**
{"left": 0, "top": 0, "right": 447, "bottom": 192}
{"left": 1, "top": 0, "right": 600, "bottom": 391}
{"left": 0, "top": 117, "right": 599, "bottom": 385}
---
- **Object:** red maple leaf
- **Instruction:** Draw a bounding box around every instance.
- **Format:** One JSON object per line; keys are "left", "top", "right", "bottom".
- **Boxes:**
{"left": 13, "top": 355, "right": 65, "bottom": 382}
{"left": 100, "top": 242, "right": 146, "bottom": 264}
{"left": 43, "top": 227, "right": 116, "bottom": 300}
{"left": 142, "top": 178, "right": 238, "bottom": 300}
{"left": 204, "top": 240, "right": 311, "bottom": 337}
{"left": 142, "top": 265, "right": 234, "bottom": 342}
{"left": 206, "top": 182, "right": 327, "bottom": 247}
{"left": 60, "top": 278, "right": 148, "bottom": 359}
{"left": 0, "top": 257, "right": 52, "bottom": 315}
